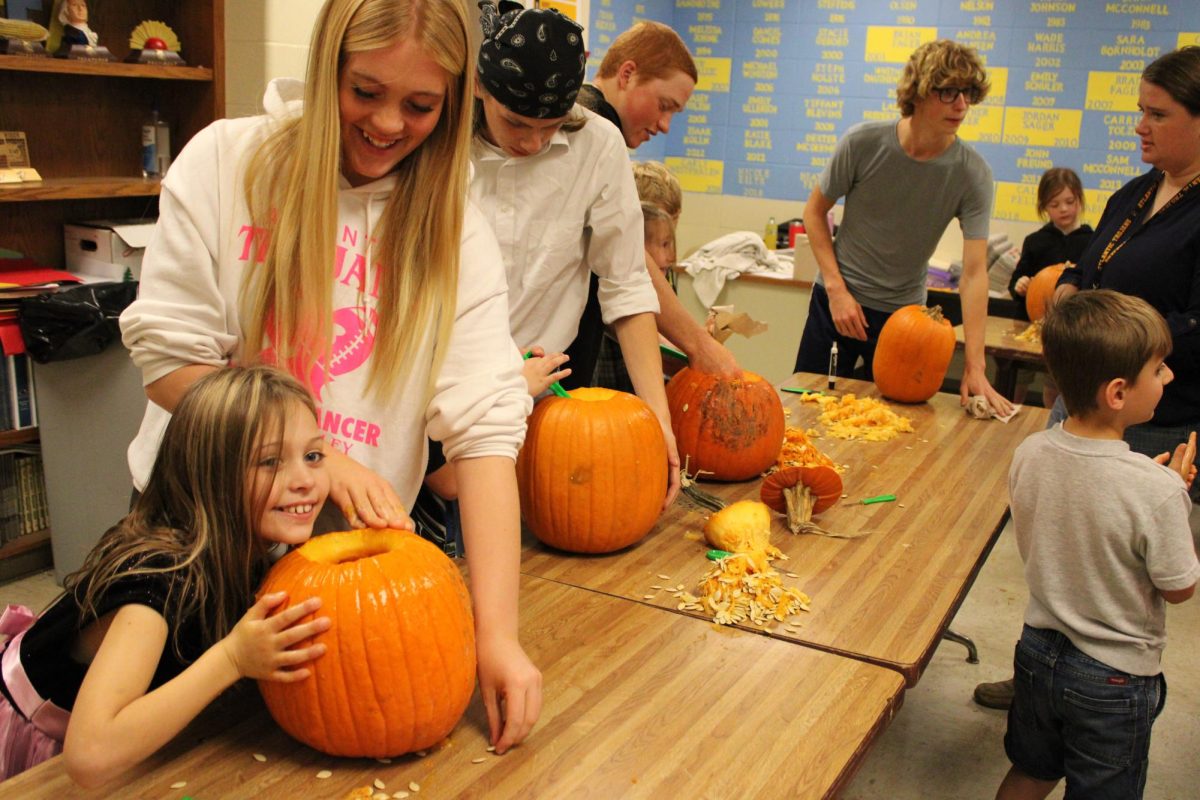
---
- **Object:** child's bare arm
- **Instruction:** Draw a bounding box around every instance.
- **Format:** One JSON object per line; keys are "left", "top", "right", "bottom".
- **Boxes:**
{"left": 64, "top": 594, "right": 327, "bottom": 788}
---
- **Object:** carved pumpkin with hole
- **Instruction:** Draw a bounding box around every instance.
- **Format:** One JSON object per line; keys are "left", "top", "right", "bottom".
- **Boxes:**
{"left": 517, "top": 387, "right": 667, "bottom": 553}
{"left": 1025, "top": 263, "right": 1066, "bottom": 322}
{"left": 257, "top": 529, "right": 476, "bottom": 758}
{"left": 871, "top": 305, "right": 956, "bottom": 403}
{"left": 665, "top": 368, "right": 785, "bottom": 481}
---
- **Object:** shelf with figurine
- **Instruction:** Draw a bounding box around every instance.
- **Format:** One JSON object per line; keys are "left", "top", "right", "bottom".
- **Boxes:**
{"left": 0, "top": 2, "right": 209, "bottom": 79}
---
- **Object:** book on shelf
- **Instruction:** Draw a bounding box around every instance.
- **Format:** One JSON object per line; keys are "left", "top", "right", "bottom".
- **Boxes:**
{"left": 0, "top": 446, "right": 47, "bottom": 542}
{"left": 0, "top": 352, "right": 37, "bottom": 431}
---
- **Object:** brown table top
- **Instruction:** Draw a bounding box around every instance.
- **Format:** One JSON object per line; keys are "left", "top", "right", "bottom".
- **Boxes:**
{"left": 954, "top": 316, "right": 1043, "bottom": 363}
{"left": 522, "top": 373, "right": 1049, "bottom": 686}
{"left": 1, "top": 575, "right": 904, "bottom": 800}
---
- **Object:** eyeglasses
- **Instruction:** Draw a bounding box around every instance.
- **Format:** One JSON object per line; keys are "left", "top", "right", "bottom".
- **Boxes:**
{"left": 933, "top": 86, "right": 982, "bottom": 104}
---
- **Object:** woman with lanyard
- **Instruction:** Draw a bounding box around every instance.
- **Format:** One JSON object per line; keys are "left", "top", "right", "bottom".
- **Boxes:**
{"left": 1054, "top": 45, "right": 1200, "bottom": 492}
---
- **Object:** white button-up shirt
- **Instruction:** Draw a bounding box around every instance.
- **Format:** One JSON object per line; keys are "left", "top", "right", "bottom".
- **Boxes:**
{"left": 470, "top": 106, "right": 658, "bottom": 354}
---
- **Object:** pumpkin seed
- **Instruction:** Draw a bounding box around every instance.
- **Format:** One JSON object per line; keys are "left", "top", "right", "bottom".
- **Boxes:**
{"left": 650, "top": 585, "right": 663, "bottom": 590}
{"left": 486, "top": 745, "right": 496, "bottom": 752}
{"left": 472, "top": 757, "right": 487, "bottom": 764}
{"left": 415, "top": 750, "right": 428, "bottom": 757}
{"left": 170, "top": 782, "right": 186, "bottom": 789}
{"left": 316, "top": 770, "right": 333, "bottom": 779}
{"left": 252, "top": 753, "right": 267, "bottom": 762}
{"left": 376, "top": 757, "right": 393, "bottom": 764}
{"left": 375, "top": 779, "right": 387, "bottom": 789}
{"left": 657, "top": 573, "right": 671, "bottom": 580}
{"left": 393, "top": 793, "right": 410, "bottom": 799}
{"left": 374, "top": 794, "right": 390, "bottom": 800}
{"left": 642, "top": 594, "right": 655, "bottom": 599}
{"left": 409, "top": 781, "right": 421, "bottom": 792}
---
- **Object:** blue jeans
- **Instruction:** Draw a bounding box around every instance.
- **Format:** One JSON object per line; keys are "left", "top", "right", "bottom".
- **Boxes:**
{"left": 1005, "top": 625, "right": 1166, "bottom": 799}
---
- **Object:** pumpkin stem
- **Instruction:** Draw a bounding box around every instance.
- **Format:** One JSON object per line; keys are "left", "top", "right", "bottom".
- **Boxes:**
{"left": 681, "top": 468, "right": 726, "bottom": 512}
{"left": 782, "top": 485, "right": 816, "bottom": 534}
{"left": 925, "top": 305, "right": 946, "bottom": 324}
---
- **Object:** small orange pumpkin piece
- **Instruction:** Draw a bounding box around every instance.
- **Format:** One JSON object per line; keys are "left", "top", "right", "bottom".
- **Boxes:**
{"left": 1025, "top": 263, "right": 1066, "bottom": 321}
{"left": 871, "top": 304, "right": 956, "bottom": 403}
{"left": 257, "top": 529, "right": 476, "bottom": 758}
{"left": 761, "top": 465, "right": 844, "bottom": 535}
{"left": 666, "top": 367, "right": 785, "bottom": 481}
{"left": 517, "top": 387, "right": 667, "bottom": 553}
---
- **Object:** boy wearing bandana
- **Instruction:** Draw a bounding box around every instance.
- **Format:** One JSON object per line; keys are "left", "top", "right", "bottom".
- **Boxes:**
{"left": 420, "top": 2, "right": 682, "bottom": 518}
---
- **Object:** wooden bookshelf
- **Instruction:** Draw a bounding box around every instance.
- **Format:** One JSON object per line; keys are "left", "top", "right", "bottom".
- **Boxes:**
{"left": 0, "top": 428, "right": 39, "bottom": 447}
{"left": 0, "top": 529, "right": 51, "bottom": 582}
{"left": 0, "top": 177, "right": 162, "bottom": 203}
{"left": 0, "top": 1, "right": 225, "bottom": 576}
{"left": 0, "top": 56, "right": 214, "bottom": 81}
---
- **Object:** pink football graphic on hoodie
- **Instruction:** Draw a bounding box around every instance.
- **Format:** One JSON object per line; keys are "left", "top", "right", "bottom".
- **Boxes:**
{"left": 309, "top": 305, "right": 378, "bottom": 401}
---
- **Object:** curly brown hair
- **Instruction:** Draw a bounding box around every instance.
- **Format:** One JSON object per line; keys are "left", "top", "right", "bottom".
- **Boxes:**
{"left": 895, "top": 40, "right": 989, "bottom": 117}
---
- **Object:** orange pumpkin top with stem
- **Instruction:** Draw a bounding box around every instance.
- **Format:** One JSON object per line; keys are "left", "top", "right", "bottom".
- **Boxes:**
{"left": 760, "top": 465, "right": 848, "bottom": 536}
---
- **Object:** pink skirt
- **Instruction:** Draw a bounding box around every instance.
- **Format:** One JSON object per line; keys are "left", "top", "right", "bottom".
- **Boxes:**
{"left": 0, "top": 692, "right": 62, "bottom": 781}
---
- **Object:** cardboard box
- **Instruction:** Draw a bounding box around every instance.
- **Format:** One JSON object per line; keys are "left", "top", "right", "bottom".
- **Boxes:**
{"left": 64, "top": 219, "right": 156, "bottom": 281}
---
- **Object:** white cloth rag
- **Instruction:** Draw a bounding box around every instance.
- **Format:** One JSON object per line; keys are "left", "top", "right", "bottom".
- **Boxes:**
{"left": 681, "top": 231, "right": 792, "bottom": 307}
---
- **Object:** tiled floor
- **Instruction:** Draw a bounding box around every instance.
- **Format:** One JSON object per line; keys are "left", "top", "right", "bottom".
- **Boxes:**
{"left": 2, "top": 521, "right": 1196, "bottom": 799}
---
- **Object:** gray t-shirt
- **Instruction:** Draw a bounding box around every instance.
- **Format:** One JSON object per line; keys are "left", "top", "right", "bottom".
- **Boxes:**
{"left": 1010, "top": 424, "right": 1199, "bottom": 676}
{"left": 818, "top": 120, "right": 993, "bottom": 312}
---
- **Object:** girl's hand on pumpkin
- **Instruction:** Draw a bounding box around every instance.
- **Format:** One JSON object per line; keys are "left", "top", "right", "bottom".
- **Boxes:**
{"left": 222, "top": 592, "right": 330, "bottom": 682}
{"left": 324, "top": 449, "right": 413, "bottom": 531}
{"left": 689, "top": 337, "right": 740, "bottom": 380}
{"left": 661, "top": 423, "right": 681, "bottom": 509}
{"left": 826, "top": 285, "right": 869, "bottom": 341}
{"left": 1013, "top": 275, "right": 1030, "bottom": 296}
{"left": 476, "top": 634, "right": 542, "bottom": 754}
{"left": 521, "top": 346, "right": 571, "bottom": 396}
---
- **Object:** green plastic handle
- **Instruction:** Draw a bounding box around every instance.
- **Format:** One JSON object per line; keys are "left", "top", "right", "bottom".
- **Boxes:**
{"left": 860, "top": 494, "right": 897, "bottom": 505}
{"left": 781, "top": 387, "right": 822, "bottom": 395}
{"left": 523, "top": 351, "right": 571, "bottom": 398}
{"left": 706, "top": 549, "right": 732, "bottom": 560}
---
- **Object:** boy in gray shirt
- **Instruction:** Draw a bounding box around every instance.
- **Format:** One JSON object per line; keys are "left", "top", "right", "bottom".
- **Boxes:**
{"left": 997, "top": 290, "right": 1198, "bottom": 800}
{"left": 796, "top": 39, "right": 1012, "bottom": 417}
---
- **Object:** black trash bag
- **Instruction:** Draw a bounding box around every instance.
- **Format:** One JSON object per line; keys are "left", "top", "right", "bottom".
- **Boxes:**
{"left": 18, "top": 281, "right": 138, "bottom": 363}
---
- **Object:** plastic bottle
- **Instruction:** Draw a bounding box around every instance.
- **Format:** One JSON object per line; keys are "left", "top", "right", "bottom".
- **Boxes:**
{"left": 154, "top": 112, "right": 171, "bottom": 176}
{"left": 141, "top": 105, "right": 171, "bottom": 177}
{"left": 141, "top": 108, "right": 159, "bottom": 178}
{"left": 764, "top": 216, "right": 776, "bottom": 250}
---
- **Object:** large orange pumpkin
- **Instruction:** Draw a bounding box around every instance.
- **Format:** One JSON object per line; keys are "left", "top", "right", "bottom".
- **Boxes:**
{"left": 871, "top": 304, "right": 956, "bottom": 403}
{"left": 257, "top": 529, "right": 475, "bottom": 758}
{"left": 1025, "top": 263, "right": 1066, "bottom": 321}
{"left": 665, "top": 368, "right": 785, "bottom": 481}
{"left": 517, "top": 387, "right": 667, "bottom": 553}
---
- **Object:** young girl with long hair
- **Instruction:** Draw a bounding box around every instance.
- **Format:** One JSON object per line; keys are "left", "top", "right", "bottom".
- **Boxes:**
{"left": 1008, "top": 167, "right": 1093, "bottom": 320}
{"left": 119, "top": 0, "right": 541, "bottom": 753}
{"left": 0, "top": 366, "right": 330, "bottom": 786}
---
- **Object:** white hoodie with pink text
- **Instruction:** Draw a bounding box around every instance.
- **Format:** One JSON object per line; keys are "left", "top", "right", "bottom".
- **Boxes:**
{"left": 120, "top": 78, "right": 530, "bottom": 504}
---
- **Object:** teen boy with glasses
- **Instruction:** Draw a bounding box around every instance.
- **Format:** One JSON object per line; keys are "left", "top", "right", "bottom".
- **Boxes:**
{"left": 794, "top": 40, "right": 1013, "bottom": 417}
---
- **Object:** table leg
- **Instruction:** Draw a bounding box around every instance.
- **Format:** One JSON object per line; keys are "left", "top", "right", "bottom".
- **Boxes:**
{"left": 993, "top": 358, "right": 1019, "bottom": 400}
{"left": 943, "top": 628, "right": 980, "bottom": 664}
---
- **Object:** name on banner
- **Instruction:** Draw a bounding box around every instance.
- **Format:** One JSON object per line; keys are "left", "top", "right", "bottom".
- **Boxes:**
{"left": 1085, "top": 72, "right": 1140, "bottom": 112}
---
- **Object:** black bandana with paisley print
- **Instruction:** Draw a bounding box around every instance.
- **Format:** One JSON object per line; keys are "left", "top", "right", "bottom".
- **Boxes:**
{"left": 477, "top": 1, "right": 586, "bottom": 119}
